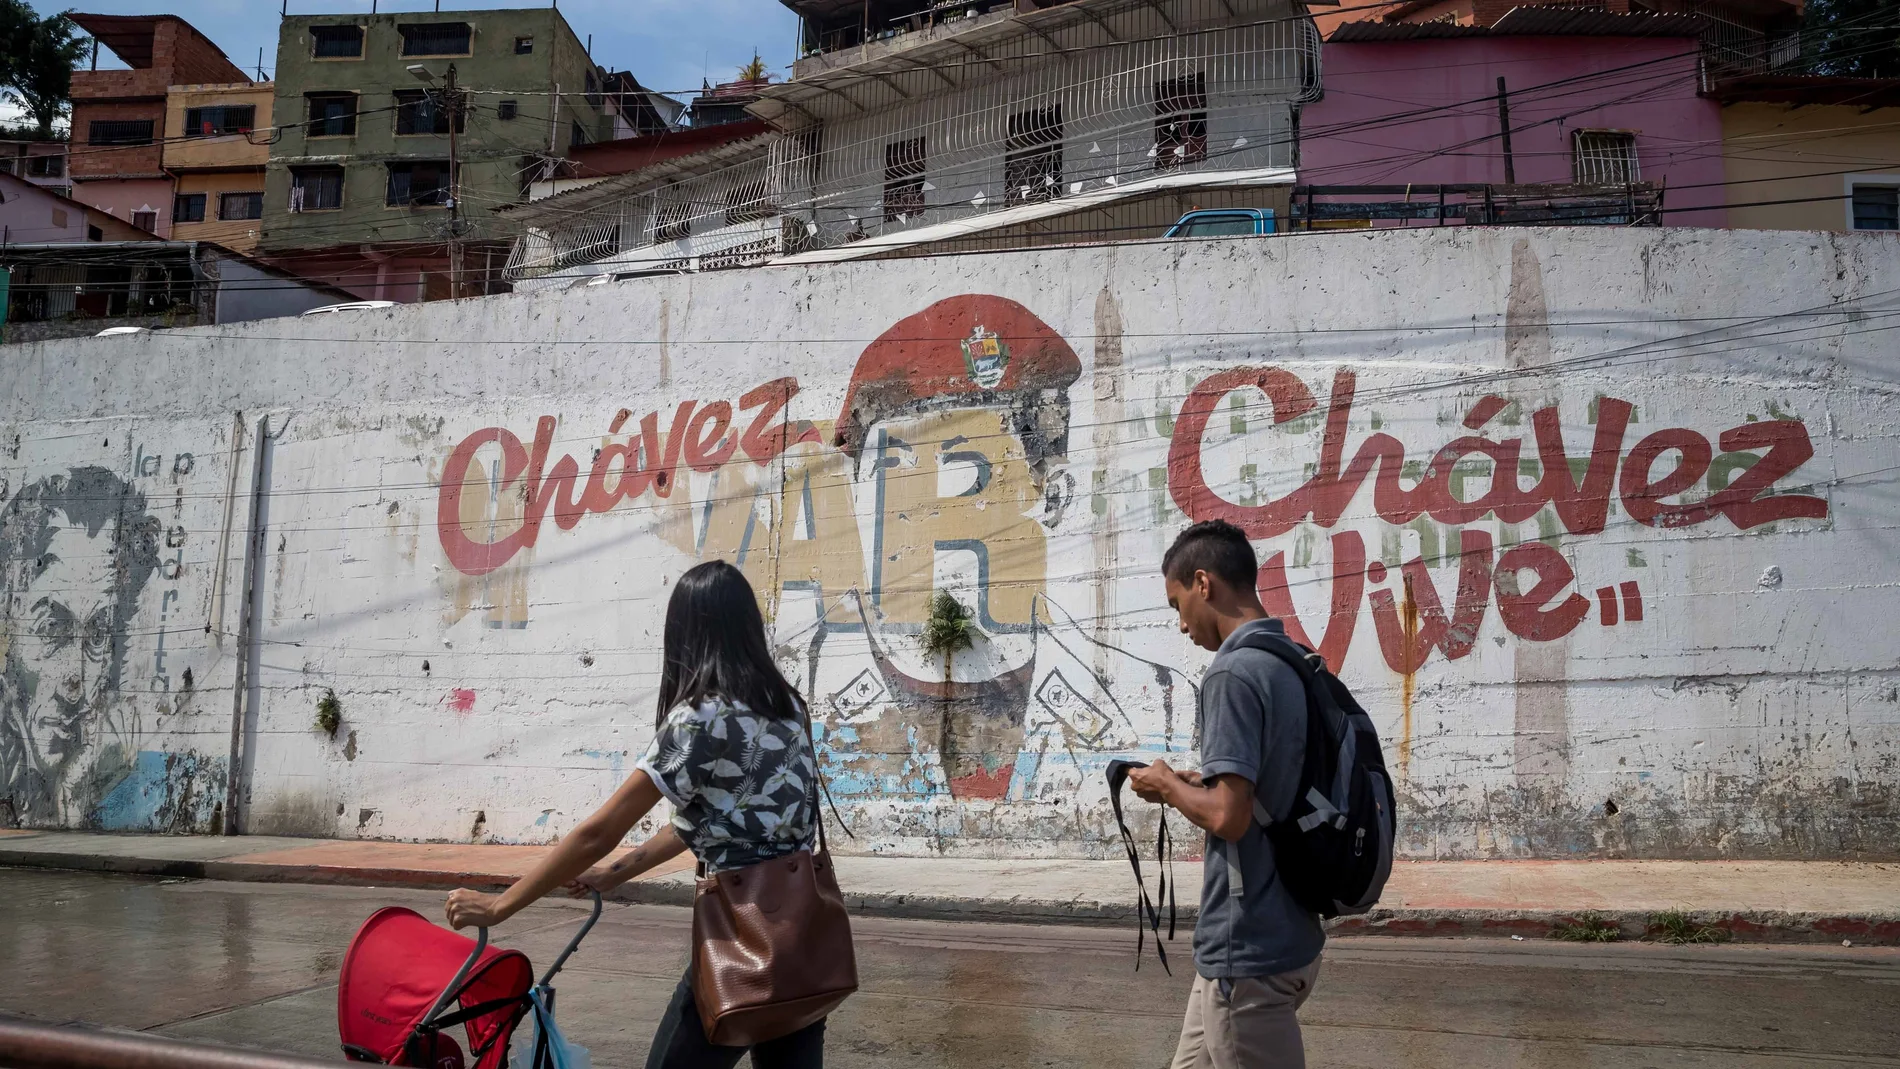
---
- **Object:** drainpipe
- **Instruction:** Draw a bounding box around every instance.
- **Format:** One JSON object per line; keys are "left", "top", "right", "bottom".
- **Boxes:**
{"left": 222, "top": 415, "right": 272, "bottom": 836}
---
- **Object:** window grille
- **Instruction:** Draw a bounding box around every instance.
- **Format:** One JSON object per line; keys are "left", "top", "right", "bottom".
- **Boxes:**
{"left": 1852, "top": 185, "right": 1899, "bottom": 231}
{"left": 26, "top": 154, "right": 62, "bottom": 177}
{"left": 395, "top": 90, "right": 462, "bottom": 135}
{"left": 399, "top": 22, "right": 471, "bottom": 57}
{"left": 725, "top": 179, "right": 776, "bottom": 224}
{"left": 1004, "top": 106, "right": 1062, "bottom": 206}
{"left": 173, "top": 193, "right": 206, "bottom": 222}
{"left": 1153, "top": 73, "right": 1207, "bottom": 169}
{"left": 88, "top": 120, "right": 154, "bottom": 145}
{"left": 1572, "top": 130, "right": 1638, "bottom": 185}
{"left": 883, "top": 136, "right": 926, "bottom": 221}
{"left": 291, "top": 166, "right": 345, "bottom": 211}
{"left": 131, "top": 210, "right": 157, "bottom": 231}
{"left": 312, "top": 25, "right": 364, "bottom": 58}
{"left": 387, "top": 161, "right": 451, "bottom": 207}
{"left": 220, "top": 192, "right": 264, "bottom": 220}
{"left": 306, "top": 93, "right": 357, "bottom": 137}
{"left": 499, "top": 100, "right": 519, "bottom": 121}
{"left": 184, "top": 105, "right": 255, "bottom": 137}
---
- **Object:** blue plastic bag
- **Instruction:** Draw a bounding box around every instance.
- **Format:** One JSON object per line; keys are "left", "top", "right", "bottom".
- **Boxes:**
{"left": 517, "top": 986, "right": 590, "bottom": 1069}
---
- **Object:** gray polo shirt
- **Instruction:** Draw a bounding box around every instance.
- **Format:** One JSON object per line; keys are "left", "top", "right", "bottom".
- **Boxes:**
{"left": 1192, "top": 617, "right": 1326, "bottom": 979}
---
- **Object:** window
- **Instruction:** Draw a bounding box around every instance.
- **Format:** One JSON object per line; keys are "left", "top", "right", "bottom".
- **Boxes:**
{"left": 88, "top": 119, "right": 155, "bottom": 145}
{"left": 131, "top": 210, "right": 157, "bottom": 231}
{"left": 498, "top": 99, "right": 518, "bottom": 121}
{"left": 27, "top": 154, "right": 63, "bottom": 177}
{"left": 173, "top": 193, "right": 207, "bottom": 222}
{"left": 291, "top": 166, "right": 345, "bottom": 211}
{"left": 399, "top": 22, "right": 471, "bottom": 57}
{"left": 883, "top": 136, "right": 926, "bottom": 222}
{"left": 1154, "top": 74, "right": 1208, "bottom": 170}
{"left": 306, "top": 92, "right": 357, "bottom": 137}
{"left": 725, "top": 178, "right": 775, "bottom": 225}
{"left": 184, "top": 105, "right": 256, "bottom": 137}
{"left": 87, "top": 224, "right": 103, "bottom": 241}
{"left": 1004, "top": 106, "right": 1063, "bottom": 206}
{"left": 220, "top": 191, "right": 264, "bottom": 220}
{"left": 570, "top": 120, "right": 589, "bottom": 148}
{"left": 395, "top": 89, "right": 463, "bottom": 135}
{"left": 312, "top": 24, "right": 365, "bottom": 58}
{"left": 1852, "top": 185, "right": 1899, "bottom": 230}
{"left": 387, "top": 160, "right": 451, "bottom": 207}
{"left": 1572, "top": 130, "right": 1638, "bottom": 185}
{"left": 514, "top": 35, "right": 534, "bottom": 55}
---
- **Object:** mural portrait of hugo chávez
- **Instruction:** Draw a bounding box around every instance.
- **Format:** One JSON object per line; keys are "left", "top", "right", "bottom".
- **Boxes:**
{"left": 0, "top": 467, "right": 162, "bottom": 826}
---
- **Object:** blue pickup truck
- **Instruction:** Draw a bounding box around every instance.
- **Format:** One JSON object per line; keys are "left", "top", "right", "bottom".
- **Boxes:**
{"left": 1163, "top": 208, "right": 1277, "bottom": 238}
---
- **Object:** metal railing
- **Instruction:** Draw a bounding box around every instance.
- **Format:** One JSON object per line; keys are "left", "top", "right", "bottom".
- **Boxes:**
{"left": 0, "top": 1019, "right": 345, "bottom": 1069}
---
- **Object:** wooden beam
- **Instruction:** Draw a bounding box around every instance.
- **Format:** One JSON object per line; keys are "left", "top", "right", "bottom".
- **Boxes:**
{"left": 1139, "top": 0, "right": 1178, "bottom": 33}
{"left": 866, "top": 70, "right": 913, "bottom": 99}
{"left": 904, "top": 56, "right": 960, "bottom": 90}
{"left": 1075, "top": 5, "right": 1122, "bottom": 41}
{"left": 957, "top": 39, "right": 1006, "bottom": 73}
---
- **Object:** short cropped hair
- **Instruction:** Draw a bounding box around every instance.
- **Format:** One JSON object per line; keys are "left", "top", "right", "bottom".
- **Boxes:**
{"left": 1162, "top": 519, "right": 1259, "bottom": 591}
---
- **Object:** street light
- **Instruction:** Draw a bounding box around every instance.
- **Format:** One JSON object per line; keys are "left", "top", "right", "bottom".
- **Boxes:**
{"left": 407, "top": 63, "right": 437, "bottom": 83}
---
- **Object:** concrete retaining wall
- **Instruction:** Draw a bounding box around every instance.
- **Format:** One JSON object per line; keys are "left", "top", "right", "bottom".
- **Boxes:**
{"left": 3, "top": 225, "right": 1896, "bottom": 859}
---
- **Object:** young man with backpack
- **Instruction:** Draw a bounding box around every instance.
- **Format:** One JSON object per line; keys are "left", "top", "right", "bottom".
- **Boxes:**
{"left": 1129, "top": 519, "right": 1354, "bottom": 1068}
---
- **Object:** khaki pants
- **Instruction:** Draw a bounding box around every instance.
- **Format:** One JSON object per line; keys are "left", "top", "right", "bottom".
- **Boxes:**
{"left": 1169, "top": 960, "right": 1321, "bottom": 1069}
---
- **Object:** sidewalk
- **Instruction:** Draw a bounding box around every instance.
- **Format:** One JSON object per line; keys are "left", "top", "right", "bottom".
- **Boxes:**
{"left": 3, "top": 828, "right": 1896, "bottom": 944}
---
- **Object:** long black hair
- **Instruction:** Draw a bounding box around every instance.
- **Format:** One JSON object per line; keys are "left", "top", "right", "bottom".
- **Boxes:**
{"left": 656, "top": 561, "right": 804, "bottom": 727}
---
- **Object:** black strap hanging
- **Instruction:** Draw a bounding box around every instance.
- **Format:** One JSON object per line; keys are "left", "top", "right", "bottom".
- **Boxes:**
{"left": 1106, "top": 759, "right": 1176, "bottom": 974}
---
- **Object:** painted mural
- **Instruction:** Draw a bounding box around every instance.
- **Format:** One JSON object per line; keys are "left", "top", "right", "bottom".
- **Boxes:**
{"left": 5, "top": 228, "right": 1895, "bottom": 856}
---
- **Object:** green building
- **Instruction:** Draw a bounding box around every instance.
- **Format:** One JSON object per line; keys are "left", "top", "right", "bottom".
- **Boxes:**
{"left": 260, "top": 8, "right": 615, "bottom": 300}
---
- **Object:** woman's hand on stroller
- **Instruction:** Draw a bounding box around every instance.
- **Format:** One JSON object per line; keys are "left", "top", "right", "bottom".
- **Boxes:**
{"left": 565, "top": 866, "right": 619, "bottom": 898}
{"left": 445, "top": 888, "right": 508, "bottom": 930}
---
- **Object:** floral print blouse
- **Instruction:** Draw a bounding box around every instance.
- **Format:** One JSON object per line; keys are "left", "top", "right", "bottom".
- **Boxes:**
{"left": 635, "top": 696, "right": 818, "bottom": 872}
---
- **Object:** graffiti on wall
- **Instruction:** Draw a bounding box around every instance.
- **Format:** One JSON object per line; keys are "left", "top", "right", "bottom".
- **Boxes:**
{"left": 433, "top": 294, "right": 1835, "bottom": 821}
{"left": 0, "top": 467, "right": 161, "bottom": 824}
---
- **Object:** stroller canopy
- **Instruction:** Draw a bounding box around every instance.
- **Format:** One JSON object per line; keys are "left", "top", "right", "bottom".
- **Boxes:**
{"left": 339, "top": 906, "right": 533, "bottom": 1069}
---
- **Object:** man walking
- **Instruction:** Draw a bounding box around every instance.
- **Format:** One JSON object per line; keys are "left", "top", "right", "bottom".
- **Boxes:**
{"left": 1130, "top": 519, "right": 1324, "bottom": 1068}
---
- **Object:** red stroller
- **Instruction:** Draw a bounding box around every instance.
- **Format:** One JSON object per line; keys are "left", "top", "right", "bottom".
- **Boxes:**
{"left": 338, "top": 891, "right": 603, "bottom": 1069}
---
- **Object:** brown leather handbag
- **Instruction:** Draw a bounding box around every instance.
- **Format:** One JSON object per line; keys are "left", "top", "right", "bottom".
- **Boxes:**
{"left": 690, "top": 717, "right": 857, "bottom": 1046}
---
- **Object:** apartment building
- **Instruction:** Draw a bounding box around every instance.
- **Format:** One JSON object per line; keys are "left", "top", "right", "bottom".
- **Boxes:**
{"left": 67, "top": 13, "right": 254, "bottom": 238}
{"left": 164, "top": 81, "right": 275, "bottom": 253}
{"left": 0, "top": 141, "right": 71, "bottom": 199}
{"left": 506, "top": 0, "right": 1321, "bottom": 283}
{"left": 259, "top": 7, "right": 618, "bottom": 300}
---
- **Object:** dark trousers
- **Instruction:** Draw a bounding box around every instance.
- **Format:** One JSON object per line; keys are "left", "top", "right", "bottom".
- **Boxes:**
{"left": 645, "top": 972, "right": 826, "bottom": 1069}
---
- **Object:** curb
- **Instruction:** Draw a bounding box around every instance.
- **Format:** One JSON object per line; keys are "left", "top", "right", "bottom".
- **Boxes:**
{"left": 5, "top": 848, "right": 1896, "bottom": 945}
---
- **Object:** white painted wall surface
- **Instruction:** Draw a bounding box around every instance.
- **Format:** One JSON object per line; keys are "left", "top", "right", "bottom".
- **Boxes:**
{"left": 2, "top": 226, "right": 1896, "bottom": 859}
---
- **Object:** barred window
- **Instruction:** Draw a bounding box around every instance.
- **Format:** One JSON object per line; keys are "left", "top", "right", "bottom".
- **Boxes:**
{"left": 1154, "top": 74, "right": 1207, "bottom": 170}
{"left": 306, "top": 93, "right": 357, "bottom": 137}
{"left": 88, "top": 120, "right": 154, "bottom": 145}
{"left": 1571, "top": 130, "right": 1638, "bottom": 185}
{"left": 312, "top": 24, "right": 364, "bottom": 58}
{"left": 883, "top": 136, "right": 926, "bottom": 222}
{"left": 292, "top": 166, "right": 345, "bottom": 211}
{"left": 1852, "top": 185, "right": 1899, "bottom": 231}
{"left": 387, "top": 160, "right": 451, "bottom": 207}
{"left": 399, "top": 22, "right": 471, "bottom": 57}
{"left": 173, "top": 193, "right": 207, "bottom": 222}
{"left": 1004, "top": 106, "right": 1062, "bottom": 206}
{"left": 184, "top": 105, "right": 255, "bottom": 137}
{"left": 395, "top": 90, "right": 463, "bottom": 135}
{"left": 220, "top": 191, "right": 264, "bottom": 220}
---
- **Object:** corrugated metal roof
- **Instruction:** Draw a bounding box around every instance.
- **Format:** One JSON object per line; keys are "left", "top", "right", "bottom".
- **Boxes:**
{"left": 1330, "top": 7, "right": 1707, "bottom": 40}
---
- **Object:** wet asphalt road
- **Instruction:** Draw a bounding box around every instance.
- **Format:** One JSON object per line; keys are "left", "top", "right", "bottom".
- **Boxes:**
{"left": 4, "top": 869, "right": 1899, "bottom": 1068}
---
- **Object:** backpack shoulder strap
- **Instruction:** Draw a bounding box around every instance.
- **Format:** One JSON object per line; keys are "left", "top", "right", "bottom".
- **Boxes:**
{"left": 1214, "top": 628, "right": 1335, "bottom": 898}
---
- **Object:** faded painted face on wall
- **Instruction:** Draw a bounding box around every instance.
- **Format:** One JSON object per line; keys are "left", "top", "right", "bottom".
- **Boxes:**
{"left": 0, "top": 469, "right": 160, "bottom": 826}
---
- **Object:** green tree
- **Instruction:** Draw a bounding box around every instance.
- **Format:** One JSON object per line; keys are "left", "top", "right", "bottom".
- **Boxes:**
{"left": 1801, "top": 0, "right": 1900, "bottom": 78}
{"left": 737, "top": 51, "right": 769, "bottom": 83}
{"left": 0, "top": 0, "right": 36, "bottom": 87}
{"left": 2, "top": 8, "right": 89, "bottom": 137}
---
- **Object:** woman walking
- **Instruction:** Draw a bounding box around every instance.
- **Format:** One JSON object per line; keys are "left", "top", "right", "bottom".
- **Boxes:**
{"left": 445, "top": 561, "right": 849, "bottom": 1069}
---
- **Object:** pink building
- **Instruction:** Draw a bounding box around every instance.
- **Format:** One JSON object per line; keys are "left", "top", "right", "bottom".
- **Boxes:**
{"left": 1299, "top": 11, "right": 1728, "bottom": 227}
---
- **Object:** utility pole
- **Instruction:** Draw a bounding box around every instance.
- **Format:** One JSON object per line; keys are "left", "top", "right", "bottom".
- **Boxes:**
{"left": 444, "top": 63, "right": 464, "bottom": 299}
{"left": 1496, "top": 76, "right": 1516, "bottom": 186}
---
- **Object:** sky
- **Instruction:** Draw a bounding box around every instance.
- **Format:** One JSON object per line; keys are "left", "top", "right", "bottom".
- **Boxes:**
{"left": 7, "top": 0, "right": 800, "bottom": 123}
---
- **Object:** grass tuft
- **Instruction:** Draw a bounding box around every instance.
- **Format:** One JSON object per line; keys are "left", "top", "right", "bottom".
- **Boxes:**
{"left": 1649, "top": 910, "right": 1731, "bottom": 945}
{"left": 1551, "top": 914, "right": 1622, "bottom": 942}
{"left": 315, "top": 688, "right": 342, "bottom": 737}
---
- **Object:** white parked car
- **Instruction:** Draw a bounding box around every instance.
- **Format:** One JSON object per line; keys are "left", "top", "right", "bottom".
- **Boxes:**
{"left": 300, "top": 300, "right": 398, "bottom": 317}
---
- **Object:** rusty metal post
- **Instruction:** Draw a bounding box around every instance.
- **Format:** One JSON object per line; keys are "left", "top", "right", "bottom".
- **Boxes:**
{"left": 0, "top": 1019, "right": 347, "bottom": 1069}
{"left": 1496, "top": 76, "right": 1515, "bottom": 186}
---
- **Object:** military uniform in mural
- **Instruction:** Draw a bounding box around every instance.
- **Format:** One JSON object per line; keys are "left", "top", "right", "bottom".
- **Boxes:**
{"left": 0, "top": 468, "right": 160, "bottom": 826}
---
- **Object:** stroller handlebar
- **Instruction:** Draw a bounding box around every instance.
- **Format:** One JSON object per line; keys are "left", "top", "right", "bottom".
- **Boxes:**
{"left": 420, "top": 924, "right": 488, "bottom": 1027}
{"left": 539, "top": 889, "right": 603, "bottom": 988}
